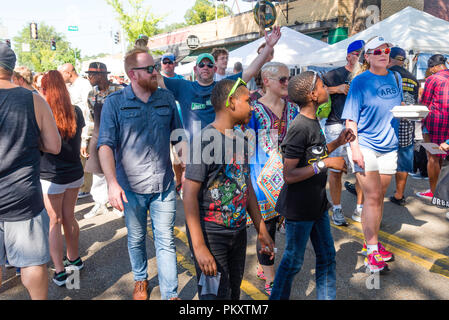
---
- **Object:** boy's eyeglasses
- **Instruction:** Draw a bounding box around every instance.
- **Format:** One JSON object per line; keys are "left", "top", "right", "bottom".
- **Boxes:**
{"left": 367, "top": 47, "right": 391, "bottom": 56}
{"left": 198, "top": 62, "right": 215, "bottom": 69}
{"left": 226, "top": 78, "right": 247, "bottom": 107}
{"left": 268, "top": 76, "right": 289, "bottom": 85}
{"left": 132, "top": 64, "right": 160, "bottom": 73}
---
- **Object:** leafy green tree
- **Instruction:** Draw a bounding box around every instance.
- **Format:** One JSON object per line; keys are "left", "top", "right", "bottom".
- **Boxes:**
{"left": 185, "top": 0, "right": 232, "bottom": 25}
{"left": 13, "top": 23, "right": 80, "bottom": 72}
{"left": 106, "top": 0, "right": 164, "bottom": 49}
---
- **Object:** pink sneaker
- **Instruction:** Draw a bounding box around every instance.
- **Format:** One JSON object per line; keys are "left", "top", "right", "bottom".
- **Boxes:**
{"left": 377, "top": 242, "right": 394, "bottom": 262}
{"left": 416, "top": 189, "right": 433, "bottom": 200}
{"left": 362, "top": 242, "right": 394, "bottom": 262}
{"left": 364, "top": 251, "right": 387, "bottom": 272}
{"left": 264, "top": 282, "right": 273, "bottom": 296}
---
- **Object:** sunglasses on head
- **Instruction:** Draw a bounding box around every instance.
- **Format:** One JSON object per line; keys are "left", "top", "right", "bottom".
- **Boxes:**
{"left": 310, "top": 71, "right": 318, "bottom": 92}
{"left": 162, "top": 60, "right": 174, "bottom": 65}
{"left": 226, "top": 78, "right": 247, "bottom": 108}
{"left": 268, "top": 76, "right": 289, "bottom": 85}
{"left": 132, "top": 64, "right": 160, "bottom": 73}
{"left": 367, "top": 47, "right": 391, "bottom": 56}
{"left": 198, "top": 62, "right": 215, "bottom": 69}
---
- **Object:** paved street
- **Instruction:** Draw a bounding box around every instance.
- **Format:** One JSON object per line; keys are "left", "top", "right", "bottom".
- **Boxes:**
{"left": 1, "top": 172, "right": 449, "bottom": 300}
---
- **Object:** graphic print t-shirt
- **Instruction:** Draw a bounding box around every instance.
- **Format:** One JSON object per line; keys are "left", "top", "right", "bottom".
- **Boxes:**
{"left": 185, "top": 125, "right": 250, "bottom": 229}
{"left": 275, "top": 114, "right": 330, "bottom": 221}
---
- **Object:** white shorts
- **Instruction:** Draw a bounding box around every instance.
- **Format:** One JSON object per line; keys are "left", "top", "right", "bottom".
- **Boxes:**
{"left": 346, "top": 146, "right": 397, "bottom": 175}
{"left": 40, "top": 176, "right": 84, "bottom": 195}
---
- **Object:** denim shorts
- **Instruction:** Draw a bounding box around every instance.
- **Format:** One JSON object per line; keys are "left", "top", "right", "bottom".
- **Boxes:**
{"left": 0, "top": 209, "right": 50, "bottom": 267}
{"left": 397, "top": 144, "right": 414, "bottom": 173}
{"left": 324, "top": 123, "right": 349, "bottom": 173}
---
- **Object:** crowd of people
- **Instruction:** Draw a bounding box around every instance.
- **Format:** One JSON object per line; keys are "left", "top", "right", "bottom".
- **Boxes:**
{"left": 0, "top": 25, "right": 448, "bottom": 301}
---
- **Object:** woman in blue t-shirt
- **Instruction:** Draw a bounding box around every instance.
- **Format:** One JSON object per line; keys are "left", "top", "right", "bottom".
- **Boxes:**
{"left": 342, "top": 37, "right": 403, "bottom": 273}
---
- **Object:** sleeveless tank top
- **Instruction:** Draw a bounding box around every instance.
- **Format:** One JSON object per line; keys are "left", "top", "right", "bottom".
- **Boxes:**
{"left": 0, "top": 87, "right": 44, "bottom": 221}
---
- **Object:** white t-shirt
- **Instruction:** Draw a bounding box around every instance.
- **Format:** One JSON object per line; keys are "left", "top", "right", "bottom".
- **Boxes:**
{"left": 214, "top": 72, "right": 230, "bottom": 82}
{"left": 68, "top": 76, "right": 92, "bottom": 143}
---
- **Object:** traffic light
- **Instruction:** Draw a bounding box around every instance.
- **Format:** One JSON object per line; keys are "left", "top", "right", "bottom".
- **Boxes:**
{"left": 5, "top": 39, "right": 10, "bottom": 47}
{"left": 30, "top": 22, "right": 38, "bottom": 40}
{"left": 51, "top": 39, "right": 56, "bottom": 51}
{"left": 114, "top": 31, "right": 120, "bottom": 44}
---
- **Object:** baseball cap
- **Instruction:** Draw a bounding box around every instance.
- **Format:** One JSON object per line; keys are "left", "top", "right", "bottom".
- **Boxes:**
{"left": 161, "top": 53, "right": 175, "bottom": 62}
{"left": 347, "top": 40, "right": 365, "bottom": 54}
{"left": 365, "top": 36, "right": 393, "bottom": 51}
{"left": 390, "top": 47, "right": 406, "bottom": 61}
{"left": 427, "top": 54, "right": 447, "bottom": 68}
{"left": 0, "top": 42, "right": 16, "bottom": 72}
{"left": 196, "top": 53, "right": 215, "bottom": 65}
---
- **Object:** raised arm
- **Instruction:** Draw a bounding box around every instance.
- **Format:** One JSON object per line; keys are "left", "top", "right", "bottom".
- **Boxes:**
{"left": 242, "top": 26, "right": 281, "bottom": 83}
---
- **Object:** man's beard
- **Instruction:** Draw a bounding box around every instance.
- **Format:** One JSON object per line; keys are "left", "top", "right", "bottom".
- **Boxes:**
{"left": 137, "top": 77, "right": 158, "bottom": 93}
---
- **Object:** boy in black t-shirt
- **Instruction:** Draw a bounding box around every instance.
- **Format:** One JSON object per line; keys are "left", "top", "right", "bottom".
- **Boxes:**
{"left": 269, "top": 71, "right": 355, "bottom": 300}
{"left": 183, "top": 78, "right": 274, "bottom": 300}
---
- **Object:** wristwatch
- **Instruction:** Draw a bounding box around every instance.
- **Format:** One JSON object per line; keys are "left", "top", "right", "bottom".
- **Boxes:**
{"left": 317, "top": 160, "right": 326, "bottom": 172}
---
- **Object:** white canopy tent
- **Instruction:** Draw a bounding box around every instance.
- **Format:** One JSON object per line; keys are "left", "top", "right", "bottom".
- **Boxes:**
{"left": 299, "top": 6, "right": 449, "bottom": 67}
{"left": 175, "top": 26, "right": 330, "bottom": 77}
{"left": 227, "top": 26, "right": 329, "bottom": 71}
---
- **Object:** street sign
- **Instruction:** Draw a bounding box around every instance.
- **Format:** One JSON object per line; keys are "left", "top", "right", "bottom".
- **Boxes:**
{"left": 186, "top": 35, "right": 200, "bottom": 49}
{"left": 253, "top": 1, "right": 277, "bottom": 29}
{"left": 68, "top": 26, "right": 79, "bottom": 31}
{"left": 22, "top": 43, "right": 30, "bottom": 52}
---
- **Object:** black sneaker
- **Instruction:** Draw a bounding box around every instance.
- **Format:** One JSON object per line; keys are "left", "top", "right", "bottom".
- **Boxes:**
{"left": 389, "top": 195, "right": 406, "bottom": 206}
{"left": 63, "top": 256, "right": 84, "bottom": 271}
{"left": 53, "top": 270, "right": 68, "bottom": 286}
{"left": 344, "top": 181, "right": 357, "bottom": 196}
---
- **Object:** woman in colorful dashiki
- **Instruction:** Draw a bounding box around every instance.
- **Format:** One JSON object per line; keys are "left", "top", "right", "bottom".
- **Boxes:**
{"left": 245, "top": 62, "right": 299, "bottom": 295}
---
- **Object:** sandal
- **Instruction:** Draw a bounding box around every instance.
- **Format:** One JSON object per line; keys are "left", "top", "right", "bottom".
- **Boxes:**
{"left": 256, "top": 269, "right": 266, "bottom": 281}
{"left": 264, "top": 282, "right": 273, "bottom": 296}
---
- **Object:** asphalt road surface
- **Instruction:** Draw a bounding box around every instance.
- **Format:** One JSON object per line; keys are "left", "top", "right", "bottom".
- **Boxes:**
{"left": 1, "top": 172, "right": 449, "bottom": 300}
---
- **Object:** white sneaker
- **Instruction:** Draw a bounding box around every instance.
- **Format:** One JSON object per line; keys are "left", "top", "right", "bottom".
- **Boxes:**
{"left": 84, "top": 203, "right": 105, "bottom": 219}
{"left": 113, "top": 208, "right": 124, "bottom": 218}
{"left": 352, "top": 207, "right": 362, "bottom": 222}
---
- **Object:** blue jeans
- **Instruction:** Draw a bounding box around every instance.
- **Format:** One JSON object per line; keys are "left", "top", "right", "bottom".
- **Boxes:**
{"left": 270, "top": 211, "right": 336, "bottom": 300}
{"left": 123, "top": 182, "right": 178, "bottom": 300}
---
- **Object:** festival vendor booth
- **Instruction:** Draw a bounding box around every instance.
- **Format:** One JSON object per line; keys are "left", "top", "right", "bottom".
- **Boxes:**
{"left": 299, "top": 6, "right": 449, "bottom": 79}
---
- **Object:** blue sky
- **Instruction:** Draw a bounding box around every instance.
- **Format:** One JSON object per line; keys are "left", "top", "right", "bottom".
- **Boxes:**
{"left": 0, "top": 0, "right": 254, "bottom": 57}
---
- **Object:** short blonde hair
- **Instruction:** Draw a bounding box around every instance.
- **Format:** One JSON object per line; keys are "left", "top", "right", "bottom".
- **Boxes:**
{"left": 124, "top": 47, "right": 149, "bottom": 75}
{"left": 13, "top": 66, "right": 33, "bottom": 85}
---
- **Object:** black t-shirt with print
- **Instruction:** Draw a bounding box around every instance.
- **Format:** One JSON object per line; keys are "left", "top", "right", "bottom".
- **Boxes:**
{"left": 275, "top": 114, "right": 330, "bottom": 221}
{"left": 185, "top": 124, "right": 250, "bottom": 229}
{"left": 323, "top": 66, "right": 350, "bottom": 126}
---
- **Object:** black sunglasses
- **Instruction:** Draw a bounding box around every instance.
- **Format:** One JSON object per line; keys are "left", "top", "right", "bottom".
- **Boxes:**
{"left": 162, "top": 60, "right": 174, "bottom": 65}
{"left": 132, "top": 64, "right": 160, "bottom": 73}
{"left": 198, "top": 62, "right": 214, "bottom": 69}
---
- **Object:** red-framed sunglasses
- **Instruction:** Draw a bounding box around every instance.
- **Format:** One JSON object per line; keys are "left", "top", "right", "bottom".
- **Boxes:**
{"left": 367, "top": 47, "right": 391, "bottom": 56}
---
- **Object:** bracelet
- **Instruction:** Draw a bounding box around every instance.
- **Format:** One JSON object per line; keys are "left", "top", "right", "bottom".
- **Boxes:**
{"left": 312, "top": 162, "right": 319, "bottom": 174}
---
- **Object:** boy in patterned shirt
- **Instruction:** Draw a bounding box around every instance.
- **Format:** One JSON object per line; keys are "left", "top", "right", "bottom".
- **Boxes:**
{"left": 183, "top": 78, "right": 274, "bottom": 300}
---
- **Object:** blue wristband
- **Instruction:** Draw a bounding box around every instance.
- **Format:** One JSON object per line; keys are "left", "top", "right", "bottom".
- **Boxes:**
{"left": 312, "top": 162, "right": 319, "bottom": 174}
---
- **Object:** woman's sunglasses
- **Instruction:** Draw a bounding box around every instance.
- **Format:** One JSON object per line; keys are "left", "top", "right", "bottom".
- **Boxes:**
{"left": 132, "top": 64, "right": 160, "bottom": 73}
{"left": 268, "top": 76, "right": 289, "bottom": 85}
{"left": 367, "top": 47, "right": 391, "bottom": 56}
